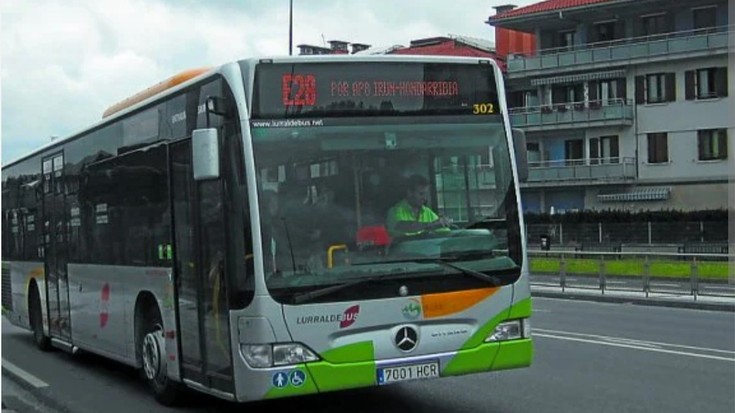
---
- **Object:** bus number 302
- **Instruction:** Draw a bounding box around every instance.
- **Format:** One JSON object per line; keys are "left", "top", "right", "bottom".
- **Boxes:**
{"left": 472, "top": 103, "right": 495, "bottom": 114}
{"left": 282, "top": 74, "right": 317, "bottom": 106}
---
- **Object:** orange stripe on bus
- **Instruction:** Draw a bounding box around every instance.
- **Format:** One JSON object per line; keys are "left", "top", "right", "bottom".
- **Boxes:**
{"left": 420, "top": 287, "right": 499, "bottom": 319}
{"left": 102, "top": 67, "right": 210, "bottom": 118}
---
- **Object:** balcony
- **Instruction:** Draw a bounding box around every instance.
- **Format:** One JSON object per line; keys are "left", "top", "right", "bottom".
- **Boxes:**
{"left": 507, "top": 26, "right": 732, "bottom": 77}
{"left": 527, "top": 157, "right": 637, "bottom": 185}
{"left": 510, "top": 99, "right": 634, "bottom": 131}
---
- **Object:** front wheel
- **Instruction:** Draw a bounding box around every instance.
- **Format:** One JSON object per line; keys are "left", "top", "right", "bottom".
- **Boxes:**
{"left": 29, "top": 287, "right": 51, "bottom": 351}
{"left": 140, "top": 314, "right": 181, "bottom": 405}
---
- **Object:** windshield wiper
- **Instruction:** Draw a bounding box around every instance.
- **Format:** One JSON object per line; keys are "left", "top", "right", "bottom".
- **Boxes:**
{"left": 292, "top": 258, "right": 510, "bottom": 305}
{"left": 291, "top": 275, "right": 386, "bottom": 305}
{"left": 400, "top": 257, "right": 505, "bottom": 286}
{"left": 354, "top": 257, "right": 505, "bottom": 286}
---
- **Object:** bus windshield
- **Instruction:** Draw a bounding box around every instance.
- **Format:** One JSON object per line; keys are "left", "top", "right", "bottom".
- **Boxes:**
{"left": 249, "top": 61, "right": 521, "bottom": 304}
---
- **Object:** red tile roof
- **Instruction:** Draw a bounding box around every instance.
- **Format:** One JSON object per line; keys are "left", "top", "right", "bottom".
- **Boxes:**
{"left": 389, "top": 39, "right": 506, "bottom": 70}
{"left": 492, "top": 0, "right": 616, "bottom": 20}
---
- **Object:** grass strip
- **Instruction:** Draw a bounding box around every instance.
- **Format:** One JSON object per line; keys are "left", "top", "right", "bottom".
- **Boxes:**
{"left": 529, "top": 257, "right": 728, "bottom": 280}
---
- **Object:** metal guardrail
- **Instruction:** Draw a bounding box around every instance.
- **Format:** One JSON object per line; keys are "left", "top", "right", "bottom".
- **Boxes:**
{"left": 528, "top": 249, "right": 734, "bottom": 299}
{"left": 507, "top": 26, "right": 733, "bottom": 73}
{"left": 510, "top": 99, "right": 634, "bottom": 129}
{"left": 525, "top": 156, "right": 636, "bottom": 182}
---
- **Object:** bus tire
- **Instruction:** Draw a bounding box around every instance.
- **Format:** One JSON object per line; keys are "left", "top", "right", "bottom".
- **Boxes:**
{"left": 139, "top": 305, "right": 181, "bottom": 405}
{"left": 29, "top": 285, "right": 51, "bottom": 351}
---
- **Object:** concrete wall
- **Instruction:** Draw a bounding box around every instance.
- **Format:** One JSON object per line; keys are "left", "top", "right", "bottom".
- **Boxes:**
{"left": 633, "top": 56, "right": 733, "bottom": 182}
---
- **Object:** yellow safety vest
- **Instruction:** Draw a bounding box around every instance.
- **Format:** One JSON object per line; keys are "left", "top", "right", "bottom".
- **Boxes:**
{"left": 386, "top": 200, "right": 441, "bottom": 237}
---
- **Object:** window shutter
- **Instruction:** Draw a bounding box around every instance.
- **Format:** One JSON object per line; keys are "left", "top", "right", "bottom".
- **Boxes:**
{"left": 616, "top": 79, "right": 627, "bottom": 100}
{"left": 589, "top": 80, "right": 599, "bottom": 101}
{"left": 715, "top": 67, "right": 728, "bottom": 97}
{"left": 685, "top": 71, "right": 695, "bottom": 100}
{"left": 697, "top": 130, "right": 705, "bottom": 160}
{"left": 590, "top": 138, "right": 599, "bottom": 164}
{"left": 718, "top": 129, "right": 728, "bottom": 158}
{"left": 635, "top": 76, "right": 645, "bottom": 104}
{"left": 647, "top": 134, "right": 655, "bottom": 163}
{"left": 665, "top": 73, "right": 676, "bottom": 102}
{"left": 610, "top": 136, "right": 620, "bottom": 158}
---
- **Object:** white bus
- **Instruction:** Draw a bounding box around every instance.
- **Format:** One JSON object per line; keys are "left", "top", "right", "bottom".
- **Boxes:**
{"left": 2, "top": 55, "right": 532, "bottom": 405}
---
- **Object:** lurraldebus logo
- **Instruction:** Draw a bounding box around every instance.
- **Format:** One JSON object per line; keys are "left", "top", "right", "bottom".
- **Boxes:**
{"left": 296, "top": 305, "right": 360, "bottom": 329}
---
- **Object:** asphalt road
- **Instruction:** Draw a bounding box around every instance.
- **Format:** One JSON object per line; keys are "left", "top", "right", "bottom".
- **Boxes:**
{"left": 2, "top": 298, "right": 734, "bottom": 413}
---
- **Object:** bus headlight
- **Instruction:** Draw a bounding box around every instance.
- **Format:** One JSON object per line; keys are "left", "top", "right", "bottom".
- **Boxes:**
{"left": 273, "top": 344, "right": 319, "bottom": 366}
{"left": 240, "top": 343, "right": 319, "bottom": 368}
{"left": 241, "top": 344, "right": 273, "bottom": 368}
{"left": 485, "top": 319, "right": 530, "bottom": 342}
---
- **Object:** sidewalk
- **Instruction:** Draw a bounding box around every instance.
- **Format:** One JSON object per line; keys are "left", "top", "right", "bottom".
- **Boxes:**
{"left": 531, "top": 284, "right": 735, "bottom": 312}
{"left": 2, "top": 369, "right": 62, "bottom": 413}
{"left": 2, "top": 374, "right": 45, "bottom": 413}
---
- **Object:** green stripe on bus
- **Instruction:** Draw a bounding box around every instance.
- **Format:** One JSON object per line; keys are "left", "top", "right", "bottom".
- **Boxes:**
{"left": 443, "top": 297, "right": 532, "bottom": 375}
{"left": 492, "top": 339, "right": 533, "bottom": 371}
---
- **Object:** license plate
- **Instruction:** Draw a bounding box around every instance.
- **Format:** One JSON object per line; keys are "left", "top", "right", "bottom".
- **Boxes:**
{"left": 377, "top": 361, "right": 440, "bottom": 385}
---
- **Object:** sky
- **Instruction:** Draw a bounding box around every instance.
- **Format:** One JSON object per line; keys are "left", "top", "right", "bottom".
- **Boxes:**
{"left": 1, "top": 0, "right": 536, "bottom": 164}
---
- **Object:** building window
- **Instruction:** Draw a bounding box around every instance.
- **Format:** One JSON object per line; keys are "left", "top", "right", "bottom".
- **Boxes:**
{"left": 558, "top": 30, "right": 575, "bottom": 50}
{"left": 590, "top": 136, "right": 620, "bottom": 164}
{"left": 595, "top": 21, "right": 617, "bottom": 42}
{"left": 641, "top": 14, "right": 667, "bottom": 36}
{"left": 636, "top": 73, "right": 675, "bottom": 104}
{"left": 697, "top": 129, "right": 728, "bottom": 161}
{"left": 685, "top": 68, "right": 728, "bottom": 100}
{"left": 526, "top": 142, "right": 541, "bottom": 163}
{"left": 693, "top": 6, "right": 717, "bottom": 30}
{"left": 646, "top": 74, "right": 666, "bottom": 103}
{"left": 647, "top": 133, "right": 669, "bottom": 164}
{"left": 565, "top": 139, "right": 584, "bottom": 165}
{"left": 598, "top": 79, "right": 626, "bottom": 104}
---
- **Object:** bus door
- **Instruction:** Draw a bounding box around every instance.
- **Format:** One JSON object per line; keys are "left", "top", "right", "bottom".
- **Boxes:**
{"left": 41, "top": 152, "right": 72, "bottom": 340}
{"left": 169, "top": 139, "right": 234, "bottom": 393}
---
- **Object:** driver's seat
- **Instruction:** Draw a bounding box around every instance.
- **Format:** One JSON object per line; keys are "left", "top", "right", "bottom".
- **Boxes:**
{"left": 355, "top": 225, "right": 391, "bottom": 253}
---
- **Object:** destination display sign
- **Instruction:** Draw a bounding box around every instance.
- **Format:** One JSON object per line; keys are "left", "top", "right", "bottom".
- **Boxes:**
{"left": 252, "top": 61, "right": 500, "bottom": 119}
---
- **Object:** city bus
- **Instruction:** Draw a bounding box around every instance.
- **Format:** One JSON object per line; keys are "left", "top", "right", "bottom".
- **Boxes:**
{"left": 1, "top": 54, "right": 532, "bottom": 405}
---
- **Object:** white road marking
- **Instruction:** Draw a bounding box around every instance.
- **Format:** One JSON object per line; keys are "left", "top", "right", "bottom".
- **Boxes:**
{"left": 535, "top": 328, "right": 735, "bottom": 356}
{"left": 535, "top": 333, "right": 735, "bottom": 362}
{"left": 649, "top": 283, "right": 686, "bottom": 288}
{"left": 1, "top": 359, "right": 49, "bottom": 388}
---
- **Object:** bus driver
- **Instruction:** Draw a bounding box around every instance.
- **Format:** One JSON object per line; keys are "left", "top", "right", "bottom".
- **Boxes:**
{"left": 386, "top": 174, "right": 453, "bottom": 239}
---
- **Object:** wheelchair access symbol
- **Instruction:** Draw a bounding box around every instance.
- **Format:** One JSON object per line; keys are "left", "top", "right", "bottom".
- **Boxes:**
{"left": 289, "top": 370, "right": 306, "bottom": 387}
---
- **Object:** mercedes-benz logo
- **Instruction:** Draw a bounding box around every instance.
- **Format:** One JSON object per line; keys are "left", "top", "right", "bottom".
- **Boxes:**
{"left": 395, "top": 326, "right": 419, "bottom": 352}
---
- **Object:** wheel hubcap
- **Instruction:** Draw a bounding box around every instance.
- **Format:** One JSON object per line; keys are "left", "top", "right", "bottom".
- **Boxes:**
{"left": 142, "top": 332, "right": 161, "bottom": 380}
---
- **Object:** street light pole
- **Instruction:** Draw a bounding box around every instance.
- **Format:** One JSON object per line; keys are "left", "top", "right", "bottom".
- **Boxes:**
{"left": 289, "top": 0, "right": 293, "bottom": 56}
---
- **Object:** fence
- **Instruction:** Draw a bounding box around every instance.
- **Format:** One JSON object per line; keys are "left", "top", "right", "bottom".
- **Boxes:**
{"left": 528, "top": 249, "right": 734, "bottom": 298}
{"left": 526, "top": 221, "right": 729, "bottom": 252}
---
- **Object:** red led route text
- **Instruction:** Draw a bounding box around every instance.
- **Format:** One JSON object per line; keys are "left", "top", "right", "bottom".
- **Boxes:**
{"left": 282, "top": 74, "right": 317, "bottom": 106}
{"left": 331, "top": 80, "right": 460, "bottom": 98}
{"left": 282, "top": 73, "right": 461, "bottom": 107}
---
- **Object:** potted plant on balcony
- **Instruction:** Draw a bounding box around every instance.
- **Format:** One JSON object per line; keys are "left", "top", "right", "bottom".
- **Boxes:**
{"left": 574, "top": 102, "right": 585, "bottom": 111}
{"left": 589, "top": 100, "right": 602, "bottom": 110}
{"left": 541, "top": 105, "right": 553, "bottom": 114}
{"left": 557, "top": 104, "right": 568, "bottom": 112}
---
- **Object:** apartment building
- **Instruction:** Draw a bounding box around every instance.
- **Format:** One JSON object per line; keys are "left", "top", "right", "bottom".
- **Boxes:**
{"left": 488, "top": 0, "right": 733, "bottom": 213}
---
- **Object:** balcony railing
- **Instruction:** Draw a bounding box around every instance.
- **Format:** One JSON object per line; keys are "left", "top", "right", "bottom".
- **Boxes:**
{"left": 510, "top": 99, "right": 634, "bottom": 129}
{"left": 527, "top": 157, "right": 636, "bottom": 183}
{"left": 508, "top": 25, "right": 733, "bottom": 74}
